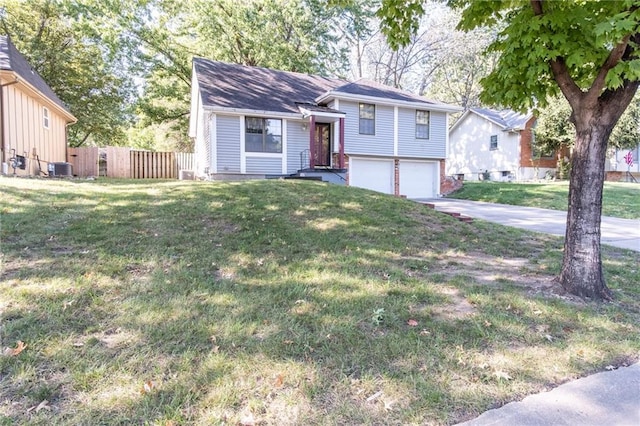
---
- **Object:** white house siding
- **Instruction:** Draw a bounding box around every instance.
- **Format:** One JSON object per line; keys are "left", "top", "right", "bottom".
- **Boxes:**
{"left": 216, "top": 114, "right": 241, "bottom": 173}
{"left": 341, "top": 101, "right": 394, "bottom": 156}
{"left": 397, "top": 108, "right": 447, "bottom": 158}
{"left": 246, "top": 156, "right": 282, "bottom": 174}
{"left": 448, "top": 113, "right": 521, "bottom": 180}
{"left": 606, "top": 144, "right": 639, "bottom": 173}
{"left": 287, "top": 119, "right": 309, "bottom": 173}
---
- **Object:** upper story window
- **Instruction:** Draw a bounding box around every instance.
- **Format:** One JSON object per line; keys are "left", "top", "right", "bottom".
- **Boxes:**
{"left": 416, "top": 110, "right": 430, "bottom": 139}
{"left": 245, "top": 117, "right": 282, "bottom": 153}
{"left": 43, "top": 107, "right": 50, "bottom": 129}
{"left": 490, "top": 134, "right": 498, "bottom": 150}
{"left": 359, "top": 103, "right": 375, "bottom": 135}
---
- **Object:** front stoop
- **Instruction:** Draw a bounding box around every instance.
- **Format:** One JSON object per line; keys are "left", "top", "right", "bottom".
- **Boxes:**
{"left": 423, "top": 203, "right": 473, "bottom": 223}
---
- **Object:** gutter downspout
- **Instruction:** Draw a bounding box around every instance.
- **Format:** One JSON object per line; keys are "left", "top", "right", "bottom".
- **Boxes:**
{"left": 0, "top": 77, "right": 19, "bottom": 172}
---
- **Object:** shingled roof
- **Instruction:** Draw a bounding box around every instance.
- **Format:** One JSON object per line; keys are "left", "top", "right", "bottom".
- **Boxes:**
{"left": 470, "top": 107, "right": 532, "bottom": 131}
{"left": 193, "top": 59, "right": 346, "bottom": 114}
{"left": 0, "top": 36, "right": 72, "bottom": 115}
{"left": 193, "top": 58, "right": 458, "bottom": 114}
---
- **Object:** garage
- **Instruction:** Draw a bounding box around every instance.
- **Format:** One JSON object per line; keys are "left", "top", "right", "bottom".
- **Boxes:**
{"left": 349, "top": 157, "right": 394, "bottom": 194}
{"left": 399, "top": 160, "right": 437, "bottom": 198}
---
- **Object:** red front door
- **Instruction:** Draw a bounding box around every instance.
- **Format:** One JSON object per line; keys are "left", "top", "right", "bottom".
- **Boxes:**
{"left": 314, "top": 123, "right": 331, "bottom": 167}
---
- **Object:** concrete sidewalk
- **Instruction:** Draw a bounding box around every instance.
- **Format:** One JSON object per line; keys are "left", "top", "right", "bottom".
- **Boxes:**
{"left": 418, "top": 199, "right": 640, "bottom": 252}
{"left": 456, "top": 362, "right": 640, "bottom": 426}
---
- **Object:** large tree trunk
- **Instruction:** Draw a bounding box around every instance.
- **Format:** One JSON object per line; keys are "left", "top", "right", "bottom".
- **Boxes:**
{"left": 559, "top": 115, "right": 613, "bottom": 300}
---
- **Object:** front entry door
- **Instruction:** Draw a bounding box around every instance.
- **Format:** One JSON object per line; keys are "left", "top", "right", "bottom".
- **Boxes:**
{"left": 314, "top": 124, "right": 331, "bottom": 167}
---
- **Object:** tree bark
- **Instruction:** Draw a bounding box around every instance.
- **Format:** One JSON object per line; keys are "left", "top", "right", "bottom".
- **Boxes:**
{"left": 559, "top": 115, "right": 613, "bottom": 300}
{"left": 559, "top": 81, "right": 639, "bottom": 300}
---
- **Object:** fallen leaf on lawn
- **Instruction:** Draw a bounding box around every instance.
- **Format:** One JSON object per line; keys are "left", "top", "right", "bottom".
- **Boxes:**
{"left": 605, "top": 365, "right": 616, "bottom": 371}
{"left": 484, "top": 320, "right": 492, "bottom": 327}
{"left": 494, "top": 370, "right": 512, "bottom": 381}
{"left": 419, "top": 329, "right": 430, "bottom": 335}
{"left": 27, "top": 399, "right": 51, "bottom": 413}
{"left": 274, "top": 373, "right": 284, "bottom": 388}
{"left": 366, "top": 390, "right": 383, "bottom": 402}
{"left": 384, "top": 398, "right": 395, "bottom": 411}
{"left": 140, "top": 380, "right": 156, "bottom": 394}
{"left": 533, "top": 309, "right": 542, "bottom": 315}
{"left": 4, "top": 341, "right": 27, "bottom": 356}
{"left": 212, "top": 345, "right": 220, "bottom": 353}
{"left": 283, "top": 340, "right": 294, "bottom": 345}
{"left": 407, "top": 319, "right": 418, "bottom": 327}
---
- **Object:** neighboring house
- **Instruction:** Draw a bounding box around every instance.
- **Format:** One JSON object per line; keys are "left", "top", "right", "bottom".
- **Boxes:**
{"left": 448, "top": 107, "right": 561, "bottom": 181}
{"left": 189, "top": 59, "right": 461, "bottom": 198}
{"left": 606, "top": 144, "right": 639, "bottom": 179}
{"left": 0, "top": 36, "right": 76, "bottom": 176}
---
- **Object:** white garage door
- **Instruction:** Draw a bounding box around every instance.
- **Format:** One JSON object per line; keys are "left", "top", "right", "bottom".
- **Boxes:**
{"left": 399, "top": 161, "right": 437, "bottom": 198}
{"left": 349, "top": 157, "right": 394, "bottom": 194}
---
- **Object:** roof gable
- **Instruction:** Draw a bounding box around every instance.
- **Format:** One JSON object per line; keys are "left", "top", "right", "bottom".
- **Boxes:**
{"left": 0, "top": 36, "right": 73, "bottom": 116}
{"left": 470, "top": 107, "right": 532, "bottom": 130}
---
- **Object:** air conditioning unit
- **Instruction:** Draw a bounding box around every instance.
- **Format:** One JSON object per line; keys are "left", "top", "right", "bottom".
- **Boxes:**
{"left": 179, "top": 170, "right": 195, "bottom": 180}
{"left": 48, "top": 162, "right": 73, "bottom": 177}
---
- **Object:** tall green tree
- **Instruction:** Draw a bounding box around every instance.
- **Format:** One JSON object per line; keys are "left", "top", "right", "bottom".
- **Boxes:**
{"left": 0, "top": 0, "right": 135, "bottom": 147}
{"left": 379, "top": 0, "right": 640, "bottom": 300}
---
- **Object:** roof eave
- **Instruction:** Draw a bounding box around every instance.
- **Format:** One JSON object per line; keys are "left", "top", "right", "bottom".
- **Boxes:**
{"left": 317, "top": 91, "right": 463, "bottom": 113}
{"left": 202, "top": 104, "right": 303, "bottom": 119}
{"left": 1, "top": 70, "right": 76, "bottom": 123}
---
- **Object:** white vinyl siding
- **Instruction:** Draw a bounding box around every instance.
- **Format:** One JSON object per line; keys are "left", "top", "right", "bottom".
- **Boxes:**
{"left": 216, "top": 114, "right": 241, "bottom": 173}
{"left": 246, "top": 157, "right": 282, "bottom": 174}
{"left": 447, "top": 112, "right": 521, "bottom": 180}
{"left": 287, "top": 120, "right": 309, "bottom": 173}
{"left": 342, "top": 101, "right": 393, "bottom": 156}
{"left": 397, "top": 109, "right": 446, "bottom": 158}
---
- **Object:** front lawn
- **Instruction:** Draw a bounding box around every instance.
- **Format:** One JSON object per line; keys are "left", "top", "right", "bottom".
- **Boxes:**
{"left": 1, "top": 177, "right": 638, "bottom": 425}
{"left": 448, "top": 181, "right": 640, "bottom": 219}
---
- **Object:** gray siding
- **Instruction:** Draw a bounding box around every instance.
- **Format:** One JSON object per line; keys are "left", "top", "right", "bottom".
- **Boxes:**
{"left": 246, "top": 157, "right": 282, "bottom": 174}
{"left": 398, "top": 109, "right": 447, "bottom": 158}
{"left": 287, "top": 120, "right": 309, "bottom": 173}
{"left": 342, "top": 101, "right": 394, "bottom": 156}
{"left": 216, "top": 115, "right": 241, "bottom": 173}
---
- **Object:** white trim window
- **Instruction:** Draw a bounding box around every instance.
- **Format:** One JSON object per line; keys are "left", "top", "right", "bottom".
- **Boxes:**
{"left": 245, "top": 117, "right": 282, "bottom": 153}
{"left": 416, "top": 110, "right": 430, "bottom": 139}
{"left": 359, "top": 103, "right": 375, "bottom": 135}
{"left": 490, "top": 134, "right": 498, "bottom": 150}
{"left": 43, "top": 107, "right": 50, "bottom": 129}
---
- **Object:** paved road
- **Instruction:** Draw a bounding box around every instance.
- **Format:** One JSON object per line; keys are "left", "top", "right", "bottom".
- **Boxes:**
{"left": 418, "top": 199, "right": 640, "bottom": 252}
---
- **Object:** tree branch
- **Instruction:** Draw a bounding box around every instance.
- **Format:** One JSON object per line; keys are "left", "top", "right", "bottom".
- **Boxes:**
{"left": 530, "top": 0, "right": 584, "bottom": 106}
{"left": 588, "top": 34, "right": 631, "bottom": 98}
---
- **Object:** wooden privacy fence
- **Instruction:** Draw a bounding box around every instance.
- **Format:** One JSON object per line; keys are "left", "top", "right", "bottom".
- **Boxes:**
{"left": 131, "top": 150, "right": 176, "bottom": 179}
{"left": 68, "top": 147, "right": 195, "bottom": 179}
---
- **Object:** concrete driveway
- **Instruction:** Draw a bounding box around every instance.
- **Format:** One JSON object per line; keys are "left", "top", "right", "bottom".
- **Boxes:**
{"left": 418, "top": 199, "right": 640, "bottom": 252}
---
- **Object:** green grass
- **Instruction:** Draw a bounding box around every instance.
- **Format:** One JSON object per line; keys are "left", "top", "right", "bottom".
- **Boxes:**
{"left": 1, "top": 177, "right": 638, "bottom": 425}
{"left": 448, "top": 181, "right": 640, "bottom": 219}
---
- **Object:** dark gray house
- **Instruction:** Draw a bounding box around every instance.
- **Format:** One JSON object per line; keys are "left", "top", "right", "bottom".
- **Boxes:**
{"left": 189, "top": 59, "right": 460, "bottom": 198}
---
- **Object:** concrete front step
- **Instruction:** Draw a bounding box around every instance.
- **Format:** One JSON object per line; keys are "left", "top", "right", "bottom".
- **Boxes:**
{"left": 421, "top": 202, "right": 473, "bottom": 223}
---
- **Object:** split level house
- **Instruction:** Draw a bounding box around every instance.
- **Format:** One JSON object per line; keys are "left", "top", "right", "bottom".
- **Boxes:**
{"left": 189, "top": 59, "right": 461, "bottom": 198}
{"left": 448, "top": 107, "right": 564, "bottom": 181}
{"left": 0, "top": 36, "right": 76, "bottom": 176}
